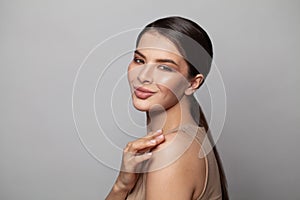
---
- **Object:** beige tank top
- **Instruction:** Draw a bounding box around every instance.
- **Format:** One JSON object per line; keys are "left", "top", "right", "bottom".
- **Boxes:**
{"left": 126, "top": 124, "right": 222, "bottom": 200}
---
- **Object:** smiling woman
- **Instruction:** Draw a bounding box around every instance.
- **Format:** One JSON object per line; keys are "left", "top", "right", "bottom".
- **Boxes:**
{"left": 105, "top": 16, "right": 229, "bottom": 200}
{"left": 128, "top": 33, "right": 190, "bottom": 112}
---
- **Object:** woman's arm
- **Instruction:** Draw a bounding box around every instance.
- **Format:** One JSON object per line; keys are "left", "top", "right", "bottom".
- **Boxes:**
{"left": 105, "top": 179, "right": 131, "bottom": 200}
{"left": 105, "top": 130, "right": 165, "bottom": 200}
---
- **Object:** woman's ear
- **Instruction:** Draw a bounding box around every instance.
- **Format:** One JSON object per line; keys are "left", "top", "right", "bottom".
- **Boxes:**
{"left": 185, "top": 74, "right": 204, "bottom": 95}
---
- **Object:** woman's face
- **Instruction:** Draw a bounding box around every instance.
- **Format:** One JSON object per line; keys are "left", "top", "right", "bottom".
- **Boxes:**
{"left": 127, "top": 31, "right": 191, "bottom": 112}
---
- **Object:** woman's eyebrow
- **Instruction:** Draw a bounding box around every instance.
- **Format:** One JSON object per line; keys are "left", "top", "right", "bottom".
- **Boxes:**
{"left": 155, "top": 58, "right": 179, "bottom": 67}
{"left": 134, "top": 50, "right": 146, "bottom": 59}
{"left": 134, "top": 50, "right": 179, "bottom": 67}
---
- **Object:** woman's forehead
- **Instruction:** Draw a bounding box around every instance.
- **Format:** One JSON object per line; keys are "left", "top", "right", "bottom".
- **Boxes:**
{"left": 137, "top": 31, "right": 182, "bottom": 57}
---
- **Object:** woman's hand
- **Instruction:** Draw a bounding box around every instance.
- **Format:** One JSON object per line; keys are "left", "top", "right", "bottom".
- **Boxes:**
{"left": 118, "top": 129, "right": 165, "bottom": 191}
{"left": 110, "top": 130, "right": 165, "bottom": 197}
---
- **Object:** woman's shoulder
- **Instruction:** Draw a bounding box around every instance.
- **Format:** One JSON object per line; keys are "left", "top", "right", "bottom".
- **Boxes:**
{"left": 147, "top": 123, "right": 208, "bottom": 176}
{"left": 145, "top": 125, "right": 207, "bottom": 199}
{"left": 158, "top": 124, "right": 207, "bottom": 151}
{"left": 150, "top": 124, "right": 207, "bottom": 159}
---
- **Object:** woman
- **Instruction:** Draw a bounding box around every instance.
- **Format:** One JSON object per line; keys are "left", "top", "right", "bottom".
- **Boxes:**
{"left": 106, "top": 16, "right": 229, "bottom": 200}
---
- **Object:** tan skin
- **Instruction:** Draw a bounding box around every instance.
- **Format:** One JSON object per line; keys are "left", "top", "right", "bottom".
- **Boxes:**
{"left": 106, "top": 31, "right": 206, "bottom": 200}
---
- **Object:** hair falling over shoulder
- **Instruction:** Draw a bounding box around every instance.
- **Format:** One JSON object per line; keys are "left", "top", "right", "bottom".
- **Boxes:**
{"left": 189, "top": 94, "right": 229, "bottom": 199}
{"left": 198, "top": 101, "right": 229, "bottom": 200}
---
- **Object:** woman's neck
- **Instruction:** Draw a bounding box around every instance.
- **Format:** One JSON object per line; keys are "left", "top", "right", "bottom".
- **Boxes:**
{"left": 146, "top": 96, "right": 196, "bottom": 134}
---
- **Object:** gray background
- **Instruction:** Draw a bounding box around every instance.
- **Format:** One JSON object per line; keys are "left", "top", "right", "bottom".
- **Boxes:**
{"left": 1, "top": 0, "right": 299, "bottom": 199}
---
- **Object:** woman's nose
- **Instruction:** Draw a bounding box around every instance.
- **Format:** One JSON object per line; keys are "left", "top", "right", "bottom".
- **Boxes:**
{"left": 137, "top": 64, "right": 154, "bottom": 84}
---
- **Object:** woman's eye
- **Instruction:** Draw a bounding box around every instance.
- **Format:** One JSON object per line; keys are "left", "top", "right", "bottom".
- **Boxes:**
{"left": 133, "top": 57, "right": 144, "bottom": 64}
{"left": 158, "top": 65, "right": 174, "bottom": 72}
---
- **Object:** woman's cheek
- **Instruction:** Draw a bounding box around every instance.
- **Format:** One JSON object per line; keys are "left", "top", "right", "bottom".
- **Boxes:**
{"left": 127, "top": 64, "right": 140, "bottom": 83}
{"left": 154, "top": 73, "right": 188, "bottom": 97}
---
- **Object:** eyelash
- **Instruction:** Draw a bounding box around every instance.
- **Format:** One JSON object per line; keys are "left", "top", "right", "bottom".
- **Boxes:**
{"left": 158, "top": 65, "right": 174, "bottom": 72}
{"left": 133, "top": 57, "right": 145, "bottom": 64}
{"left": 133, "top": 57, "right": 175, "bottom": 72}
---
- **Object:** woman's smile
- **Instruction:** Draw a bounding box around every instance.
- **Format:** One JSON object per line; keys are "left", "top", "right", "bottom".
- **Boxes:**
{"left": 134, "top": 86, "right": 157, "bottom": 99}
{"left": 127, "top": 31, "right": 191, "bottom": 111}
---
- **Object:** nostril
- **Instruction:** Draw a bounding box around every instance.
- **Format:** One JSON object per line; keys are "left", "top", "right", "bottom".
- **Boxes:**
{"left": 137, "top": 75, "right": 151, "bottom": 84}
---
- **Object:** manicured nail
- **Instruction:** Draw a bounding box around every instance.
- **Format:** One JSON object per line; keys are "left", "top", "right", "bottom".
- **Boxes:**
{"left": 156, "top": 135, "right": 164, "bottom": 139}
{"left": 149, "top": 139, "right": 156, "bottom": 144}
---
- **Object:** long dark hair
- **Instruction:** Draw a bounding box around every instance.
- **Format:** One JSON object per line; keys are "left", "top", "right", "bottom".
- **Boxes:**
{"left": 136, "top": 16, "right": 229, "bottom": 199}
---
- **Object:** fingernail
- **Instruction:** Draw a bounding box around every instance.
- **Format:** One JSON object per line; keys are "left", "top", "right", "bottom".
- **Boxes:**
{"left": 156, "top": 135, "right": 164, "bottom": 139}
{"left": 149, "top": 139, "right": 156, "bottom": 144}
{"left": 156, "top": 129, "right": 162, "bottom": 133}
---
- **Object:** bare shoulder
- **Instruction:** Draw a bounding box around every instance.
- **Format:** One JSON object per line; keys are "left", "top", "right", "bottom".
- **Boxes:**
{"left": 150, "top": 128, "right": 205, "bottom": 166}
{"left": 146, "top": 130, "right": 207, "bottom": 199}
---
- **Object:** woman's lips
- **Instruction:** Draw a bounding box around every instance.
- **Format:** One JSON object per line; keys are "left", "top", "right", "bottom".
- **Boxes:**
{"left": 134, "top": 87, "right": 156, "bottom": 99}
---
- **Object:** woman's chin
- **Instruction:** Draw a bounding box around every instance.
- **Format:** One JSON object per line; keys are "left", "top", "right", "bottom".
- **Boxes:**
{"left": 132, "top": 101, "right": 150, "bottom": 112}
{"left": 132, "top": 101, "right": 168, "bottom": 113}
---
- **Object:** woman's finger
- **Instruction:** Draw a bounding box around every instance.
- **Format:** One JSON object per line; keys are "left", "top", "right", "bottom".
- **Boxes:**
{"left": 134, "top": 152, "right": 153, "bottom": 163}
{"left": 125, "top": 130, "right": 165, "bottom": 153}
{"left": 148, "top": 129, "right": 163, "bottom": 136}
